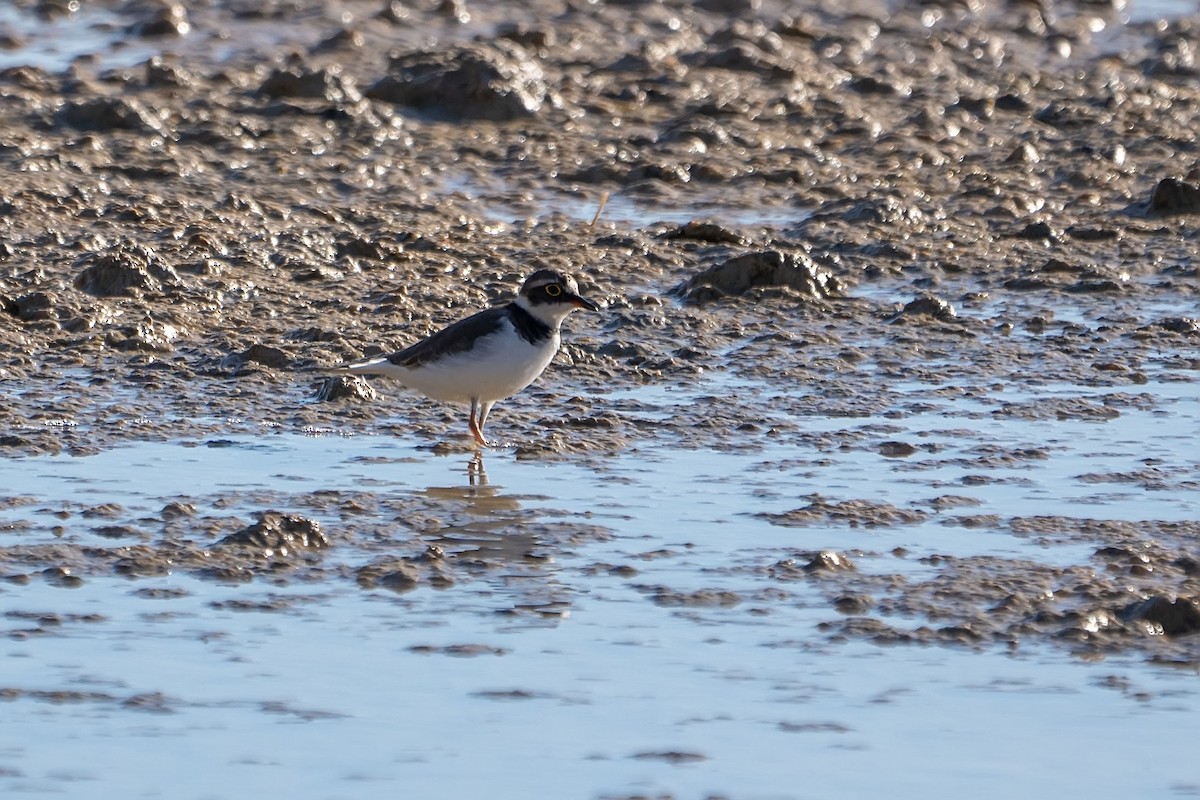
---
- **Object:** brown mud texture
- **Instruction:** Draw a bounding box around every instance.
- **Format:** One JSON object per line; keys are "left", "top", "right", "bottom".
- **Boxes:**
{"left": 1, "top": 0, "right": 1199, "bottom": 663}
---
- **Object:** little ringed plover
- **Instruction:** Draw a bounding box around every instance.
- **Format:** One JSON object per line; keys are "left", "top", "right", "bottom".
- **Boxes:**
{"left": 339, "top": 269, "right": 600, "bottom": 447}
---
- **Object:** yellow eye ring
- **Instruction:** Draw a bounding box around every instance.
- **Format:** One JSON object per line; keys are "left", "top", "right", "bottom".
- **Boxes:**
{"left": 545, "top": 284, "right": 563, "bottom": 297}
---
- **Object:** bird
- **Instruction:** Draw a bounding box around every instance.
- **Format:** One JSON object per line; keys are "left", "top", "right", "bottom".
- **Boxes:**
{"left": 338, "top": 269, "right": 600, "bottom": 447}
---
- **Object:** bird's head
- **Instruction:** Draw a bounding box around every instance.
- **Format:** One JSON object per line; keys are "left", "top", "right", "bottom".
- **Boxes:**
{"left": 517, "top": 269, "right": 600, "bottom": 325}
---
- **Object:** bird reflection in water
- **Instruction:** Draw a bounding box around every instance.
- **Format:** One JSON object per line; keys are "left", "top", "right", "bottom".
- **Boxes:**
{"left": 468, "top": 452, "right": 487, "bottom": 486}
{"left": 419, "top": 456, "right": 569, "bottom": 619}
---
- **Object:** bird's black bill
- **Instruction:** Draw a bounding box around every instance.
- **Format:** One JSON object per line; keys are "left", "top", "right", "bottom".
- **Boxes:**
{"left": 569, "top": 293, "right": 601, "bottom": 311}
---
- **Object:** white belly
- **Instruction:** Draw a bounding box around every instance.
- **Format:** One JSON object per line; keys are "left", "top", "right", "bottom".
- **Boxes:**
{"left": 391, "top": 329, "right": 560, "bottom": 404}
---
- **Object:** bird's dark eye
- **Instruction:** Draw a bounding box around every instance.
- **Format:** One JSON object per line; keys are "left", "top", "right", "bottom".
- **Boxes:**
{"left": 545, "top": 284, "right": 563, "bottom": 297}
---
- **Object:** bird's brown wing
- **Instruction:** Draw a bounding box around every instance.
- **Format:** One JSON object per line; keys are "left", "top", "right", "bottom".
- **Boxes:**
{"left": 384, "top": 307, "right": 509, "bottom": 368}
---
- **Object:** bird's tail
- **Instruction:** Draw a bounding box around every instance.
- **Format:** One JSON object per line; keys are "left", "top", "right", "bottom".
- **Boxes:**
{"left": 333, "top": 355, "right": 392, "bottom": 376}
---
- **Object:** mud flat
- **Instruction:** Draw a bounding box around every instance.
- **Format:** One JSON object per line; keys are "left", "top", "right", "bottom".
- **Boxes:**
{"left": 1, "top": 1, "right": 1199, "bottom": 797}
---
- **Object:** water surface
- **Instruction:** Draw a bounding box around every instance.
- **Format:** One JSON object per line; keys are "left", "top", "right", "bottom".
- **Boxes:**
{"left": 2, "top": 376, "right": 1198, "bottom": 798}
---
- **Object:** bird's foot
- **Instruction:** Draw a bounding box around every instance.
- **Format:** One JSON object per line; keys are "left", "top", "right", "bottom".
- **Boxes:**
{"left": 468, "top": 417, "right": 491, "bottom": 448}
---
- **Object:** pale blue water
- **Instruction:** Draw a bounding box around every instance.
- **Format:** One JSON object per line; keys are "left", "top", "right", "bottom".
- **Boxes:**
{"left": 4, "top": 575, "right": 1197, "bottom": 799}
{"left": 1128, "top": 0, "right": 1200, "bottom": 21}
{"left": 0, "top": 5, "right": 157, "bottom": 71}
{"left": 1, "top": 376, "right": 1198, "bottom": 798}
{"left": 440, "top": 170, "right": 810, "bottom": 228}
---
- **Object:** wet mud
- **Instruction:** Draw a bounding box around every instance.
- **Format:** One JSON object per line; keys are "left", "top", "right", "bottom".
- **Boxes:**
{"left": 2, "top": 0, "right": 1200, "bottom": 680}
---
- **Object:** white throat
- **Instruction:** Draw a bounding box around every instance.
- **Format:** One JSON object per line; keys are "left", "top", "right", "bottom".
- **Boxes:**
{"left": 515, "top": 295, "right": 577, "bottom": 329}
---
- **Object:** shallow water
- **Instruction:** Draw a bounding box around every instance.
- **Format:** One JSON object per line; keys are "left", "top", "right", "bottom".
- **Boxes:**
{"left": 5, "top": 576, "right": 1198, "bottom": 799}
{"left": 0, "top": 5, "right": 151, "bottom": 71}
{"left": 440, "top": 169, "right": 811, "bottom": 229}
{"left": 1128, "top": 0, "right": 1200, "bottom": 22}
{"left": 0, "top": 3, "right": 326, "bottom": 71}
{"left": 2, "top": 375, "right": 1199, "bottom": 798}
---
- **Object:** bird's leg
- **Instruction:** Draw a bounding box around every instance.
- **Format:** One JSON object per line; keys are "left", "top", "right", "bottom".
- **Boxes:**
{"left": 468, "top": 398, "right": 490, "bottom": 448}
{"left": 468, "top": 417, "right": 488, "bottom": 447}
{"left": 477, "top": 401, "right": 496, "bottom": 443}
